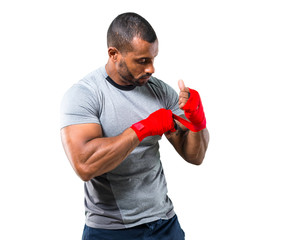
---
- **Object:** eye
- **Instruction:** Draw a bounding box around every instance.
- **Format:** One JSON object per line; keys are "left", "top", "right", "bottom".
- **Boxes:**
{"left": 138, "top": 58, "right": 149, "bottom": 64}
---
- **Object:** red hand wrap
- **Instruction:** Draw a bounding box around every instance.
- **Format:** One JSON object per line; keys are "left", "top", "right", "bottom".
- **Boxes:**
{"left": 131, "top": 108, "right": 176, "bottom": 142}
{"left": 182, "top": 88, "right": 206, "bottom": 132}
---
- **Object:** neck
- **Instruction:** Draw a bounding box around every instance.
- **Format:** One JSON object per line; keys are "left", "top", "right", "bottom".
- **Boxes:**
{"left": 105, "top": 61, "right": 132, "bottom": 86}
{"left": 105, "top": 61, "right": 118, "bottom": 82}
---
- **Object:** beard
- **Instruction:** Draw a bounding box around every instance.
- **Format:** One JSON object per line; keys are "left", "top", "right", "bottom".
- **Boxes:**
{"left": 118, "top": 59, "right": 151, "bottom": 86}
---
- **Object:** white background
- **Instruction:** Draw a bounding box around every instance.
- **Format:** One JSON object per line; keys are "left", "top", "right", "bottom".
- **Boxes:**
{"left": 1, "top": 0, "right": 295, "bottom": 239}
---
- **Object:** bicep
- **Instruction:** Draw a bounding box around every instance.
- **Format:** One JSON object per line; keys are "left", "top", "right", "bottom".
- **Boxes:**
{"left": 60, "top": 83, "right": 102, "bottom": 159}
{"left": 61, "top": 123, "right": 103, "bottom": 165}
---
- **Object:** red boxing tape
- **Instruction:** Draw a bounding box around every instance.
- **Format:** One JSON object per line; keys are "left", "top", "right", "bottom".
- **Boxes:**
{"left": 176, "top": 88, "right": 206, "bottom": 132}
{"left": 131, "top": 108, "right": 176, "bottom": 142}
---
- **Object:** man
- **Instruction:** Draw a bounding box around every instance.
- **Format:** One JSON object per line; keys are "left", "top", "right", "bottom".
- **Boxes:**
{"left": 61, "top": 12, "right": 209, "bottom": 240}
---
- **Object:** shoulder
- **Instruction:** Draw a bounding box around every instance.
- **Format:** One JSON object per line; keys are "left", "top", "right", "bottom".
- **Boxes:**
{"left": 61, "top": 67, "right": 107, "bottom": 112}
{"left": 76, "top": 66, "right": 107, "bottom": 93}
{"left": 63, "top": 67, "right": 108, "bottom": 102}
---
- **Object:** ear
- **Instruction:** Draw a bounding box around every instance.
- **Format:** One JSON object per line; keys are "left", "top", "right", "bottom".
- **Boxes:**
{"left": 108, "top": 47, "right": 120, "bottom": 62}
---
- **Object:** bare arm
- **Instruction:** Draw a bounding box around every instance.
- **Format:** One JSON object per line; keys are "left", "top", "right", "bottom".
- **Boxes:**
{"left": 166, "top": 79, "right": 210, "bottom": 165}
{"left": 166, "top": 122, "right": 209, "bottom": 165}
{"left": 61, "top": 123, "right": 139, "bottom": 181}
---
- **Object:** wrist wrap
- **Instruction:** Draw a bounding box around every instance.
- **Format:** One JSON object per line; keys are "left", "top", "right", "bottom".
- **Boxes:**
{"left": 181, "top": 88, "right": 206, "bottom": 132}
{"left": 131, "top": 108, "right": 176, "bottom": 142}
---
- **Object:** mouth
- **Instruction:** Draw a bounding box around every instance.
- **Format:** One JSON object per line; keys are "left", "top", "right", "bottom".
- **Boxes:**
{"left": 139, "top": 74, "right": 152, "bottom": 81}
{"left": 140, "top": 77, "right": 150, "bottom": 82}
{"left": 133, "top": 74, "right": 152, "bottom": 86}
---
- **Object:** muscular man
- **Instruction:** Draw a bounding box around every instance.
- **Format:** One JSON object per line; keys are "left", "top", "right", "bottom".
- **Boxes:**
{"left": 60, "top": 12, "right": 209, "bottom": 240}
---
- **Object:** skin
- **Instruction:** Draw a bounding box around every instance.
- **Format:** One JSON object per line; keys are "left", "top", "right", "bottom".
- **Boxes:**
{"left": 170, "top": 79, "right": 210, "bottom": 164}
{"left": 61, "top": 37, "right": 210, "bottom": 181}
{"left": 105, "top": 37, "right": 158, "bottom": 86}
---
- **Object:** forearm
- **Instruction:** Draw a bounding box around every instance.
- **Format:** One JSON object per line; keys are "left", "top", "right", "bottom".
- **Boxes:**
{"left": 168, "top": 126, "right": 209, "bottom": 165}
{"left": 62, "top": 108, "right": 176, "bottom": 181}
{"left": 182, "top": 128, "right": 210, "bottom": 165}
{"left": 176, "top": 82, "right": 209, "bottom": 164}
{"left": 65, "top": 128, "right": 139, "bottom": 181}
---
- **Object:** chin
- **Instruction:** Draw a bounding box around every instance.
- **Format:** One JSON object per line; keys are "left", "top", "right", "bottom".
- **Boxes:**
{"left": 136, "top": 80, "right": 149, "bottom": 86}
{"left": 137, "top": 77, "right": 150, "bottom": 86}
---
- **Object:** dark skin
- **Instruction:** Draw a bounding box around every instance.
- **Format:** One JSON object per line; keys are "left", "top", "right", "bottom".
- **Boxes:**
{"left": 61, "top": 37, "right": 210, "bottom": 181}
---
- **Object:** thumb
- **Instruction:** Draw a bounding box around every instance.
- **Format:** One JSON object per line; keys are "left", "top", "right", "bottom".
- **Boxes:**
{"left": 178, "top": 79, "right": 186, "bottom": 91}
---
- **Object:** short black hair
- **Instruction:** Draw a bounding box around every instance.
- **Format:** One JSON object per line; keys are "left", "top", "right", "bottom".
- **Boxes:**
{"left": 107, "top": 12, "right": 157, "bottom": 52}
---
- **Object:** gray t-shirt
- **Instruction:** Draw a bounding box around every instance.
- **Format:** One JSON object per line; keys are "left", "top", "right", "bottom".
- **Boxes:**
{"left": 60, "top": 66, "right": 183, "bottom": 229}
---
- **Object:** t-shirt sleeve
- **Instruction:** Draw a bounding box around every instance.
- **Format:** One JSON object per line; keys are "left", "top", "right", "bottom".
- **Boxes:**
{"left": 60, "top": 84, "right": 101, "bottom": 129}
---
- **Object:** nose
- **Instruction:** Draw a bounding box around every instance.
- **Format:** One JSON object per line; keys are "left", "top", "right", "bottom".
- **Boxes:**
{"left": 145, "top": 63, "right": 155, "bottom": 75}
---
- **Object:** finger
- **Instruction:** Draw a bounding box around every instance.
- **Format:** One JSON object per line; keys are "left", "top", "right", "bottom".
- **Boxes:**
{"left": 178, "top": 79, "right": 186, "bottom": 91}
{"left": 179, "top": 92, "right": 190, "bottom": 99}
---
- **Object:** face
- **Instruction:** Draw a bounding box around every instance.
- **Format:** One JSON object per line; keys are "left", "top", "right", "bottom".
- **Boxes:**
{"left": 116, "top": 37, "right": 159, "bottom": 86}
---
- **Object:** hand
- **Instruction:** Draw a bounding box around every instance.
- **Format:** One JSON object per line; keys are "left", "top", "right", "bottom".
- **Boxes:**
{"left": 177, "top": 80, "right": 206, "bottom": 132}
{"left": 131, "top": 108, "right": 176, "bottom": 142}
